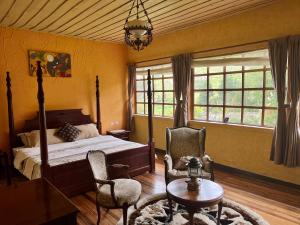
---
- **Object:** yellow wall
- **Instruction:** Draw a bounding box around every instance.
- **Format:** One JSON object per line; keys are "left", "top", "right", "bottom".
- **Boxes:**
{"left": 130, "top": 0, "right": 300, "bottom": 185}
{"left": 0, "top": 26, "right": 128, "bottom": 149}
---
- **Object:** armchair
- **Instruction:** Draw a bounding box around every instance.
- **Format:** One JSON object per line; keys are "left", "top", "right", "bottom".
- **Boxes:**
{"left": 164, "top": 127, "right": 214, "bottom": 184}
{"left": 87, "top": 150, "right": 141, "bottom": 225}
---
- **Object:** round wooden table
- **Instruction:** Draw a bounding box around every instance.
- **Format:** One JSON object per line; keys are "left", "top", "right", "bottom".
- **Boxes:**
{"left": 166, "top": 178, "right": 224, "bottom": 225}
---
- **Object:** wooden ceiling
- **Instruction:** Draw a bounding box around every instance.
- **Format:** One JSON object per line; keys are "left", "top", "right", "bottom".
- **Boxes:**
{"left": 0, "top": 0, "right": 275, "bottom": 43}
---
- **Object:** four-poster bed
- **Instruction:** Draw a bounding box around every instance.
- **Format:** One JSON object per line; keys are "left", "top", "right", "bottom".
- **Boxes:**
{"left": 6, "top": 63, "right": 155, "bottom": 197}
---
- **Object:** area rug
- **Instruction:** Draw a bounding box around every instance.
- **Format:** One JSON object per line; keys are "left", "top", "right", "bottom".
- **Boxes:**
{"left": 117, "top": 193, "right": 269, "bottom": 225}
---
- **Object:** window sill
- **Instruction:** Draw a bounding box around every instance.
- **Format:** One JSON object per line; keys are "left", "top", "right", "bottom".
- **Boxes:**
{"left": 133, "top": 114, "right": 274, "bottom": 131}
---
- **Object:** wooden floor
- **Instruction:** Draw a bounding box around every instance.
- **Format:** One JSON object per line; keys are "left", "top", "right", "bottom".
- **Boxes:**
{"left": 71, "top": 157, "right": 300, "bottom": 225}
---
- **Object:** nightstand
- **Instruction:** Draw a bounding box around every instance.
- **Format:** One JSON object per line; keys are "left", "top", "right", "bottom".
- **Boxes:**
{"left": 107, "top": 130, "right": 131, "bottom": 141}
{"left": 0, "top": 150, "right": 11, "bottom": 185}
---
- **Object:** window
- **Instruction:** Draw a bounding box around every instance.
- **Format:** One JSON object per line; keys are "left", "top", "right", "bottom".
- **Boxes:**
{"left": 135, "top": 64, "right": 175, "bottom": 117}
{"left": 193, "top": 50, "right": 277, "bottom": 127}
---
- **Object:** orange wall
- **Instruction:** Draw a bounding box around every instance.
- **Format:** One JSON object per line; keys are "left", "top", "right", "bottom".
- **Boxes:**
{"left": 0, "top": 26, "right": 128, "bottom": 150}
{"left": 130, "top": 0, "right": 300, "bottom": 185}
{"left": 128, "top": 0, "right": 300, "bottom": 61}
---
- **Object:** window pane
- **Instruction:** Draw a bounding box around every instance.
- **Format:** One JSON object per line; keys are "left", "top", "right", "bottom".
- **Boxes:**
{"left": 226, "top": 66, "right": 242, "bottom": 72}
{"left": 209, "top": 107, "right": 223, "bottom": 121}
{"left": 194, "top": 67, "right": 207, "bottom": 74}
{"left": 209, "top": 66, "right": 223, "bottom": 73}
{"left": 226, "top": 73, "right": 242, "bottom": 89}
{"left": 194, "top": 91, "right": 207, "bottom": 105}
{"left": 244, "top": 65, "right": 264, "bottom": 70}
{"left": 209, "top": 75, "right": 223, "bottom": 89}
{"left": 225, "top": 108, "right": 241, "bottom": 123}
{"left": 154, "top": 92, "right": 163, "bottom": 103}
{"left": 209, "top": 91, "right": 223, "bottom": 105}
{"left": 164, "top": 92, "right": 173, "bottom": 104}
{"left": 265, "top": 90, "right": 277, "bottom": 107}
{"left": 265, "top": 71, "right": 274, "bottom": 88}
{"left": 164, "top": 73, "right": 173, "bottom": 78}
{"left": 194, "top": 76, "right": 207, "bottom": 90}
{"left": 153, "top": 79, "right": 162, "bottom": 90}
{"left": 226, "top": 91, "right": 242, "bottom": 106}
{"left": 153, "top": 74, "right": 162, "bottom": 78}
{"left": 243, "top": 108, "right": 262, "bottom": 125}
{"left": 244, "top": 71, "right": 263, "bottom": 88}
{"left": 164, "top": 78, "right": 173, "bottom": 90}
{"left": 194, "top": 106, "right": 207, "bottom": 120}
{"left": 164, "top": 105, "right": 173, "bottom": 117}
{"left": 244, "top": 90, "right": 263, "bottom": 106}
{"left": 136, "top": 103, "right": 144, "bottom": 114}
{"left": 264, "top": 109, "right": 277, "bottom": 127}
{"left": 136, "top": 75, "right": 144, "bottom": 80}
{"left": 136, "top": 92, "right": 144, "bottom": 102}
{"left": 153, "top": 104, "right": 162, "bottom": 116}
{"left": 136, "top": 80, "right": 144, "bottom": 91}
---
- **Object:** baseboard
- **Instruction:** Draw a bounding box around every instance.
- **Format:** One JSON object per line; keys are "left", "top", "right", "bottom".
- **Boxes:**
{"left": 213, "top": 163, "right": 300, "bottom": 190}
{"left": 155, "top": 148, "right": 300, "bottom": 190}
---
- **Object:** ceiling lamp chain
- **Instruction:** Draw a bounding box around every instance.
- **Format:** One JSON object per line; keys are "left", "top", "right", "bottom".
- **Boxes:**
{"left": 124, "top": 0, "right": 153, "bottom": 51}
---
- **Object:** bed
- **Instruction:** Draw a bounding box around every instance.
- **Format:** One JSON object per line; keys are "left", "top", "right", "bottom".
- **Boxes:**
{"left": 5, "top": 63, "right": 155, "bottom": 197}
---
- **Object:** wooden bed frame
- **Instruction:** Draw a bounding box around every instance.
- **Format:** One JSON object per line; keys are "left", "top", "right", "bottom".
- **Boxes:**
{"left": 6, "top": 62, "right": 155, "bottom": 197}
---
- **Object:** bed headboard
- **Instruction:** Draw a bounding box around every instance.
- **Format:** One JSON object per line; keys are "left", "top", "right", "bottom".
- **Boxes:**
{"left": 22, "top": 109, "right": 93, "bottom": 132}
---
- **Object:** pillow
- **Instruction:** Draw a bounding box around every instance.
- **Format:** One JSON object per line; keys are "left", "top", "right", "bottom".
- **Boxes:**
{"left": 30, "top": 129, "right": 64, "bottom": 147}
{"left": 18, "top": 129, "right": 64, "bottom": 147}
{"left": 18, "top": 133, "right": 31, "bottom": 147}
{"left": 75, "top": 123, "right": 100, "bottom": 140}
{"left": 174, "top": 156, "right": 201, "bottom": 171}
{"left": 56, "top": 123, "right": 81, "bottom": 142}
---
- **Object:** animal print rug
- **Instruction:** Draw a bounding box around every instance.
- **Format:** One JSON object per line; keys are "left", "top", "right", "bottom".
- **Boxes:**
{"left": 117, "top": 193, "right": 269, "bottom": 225}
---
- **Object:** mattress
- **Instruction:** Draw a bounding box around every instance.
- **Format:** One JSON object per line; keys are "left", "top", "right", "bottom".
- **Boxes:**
{"left": 13, "top": 135, "right": 146, "bottom": 180}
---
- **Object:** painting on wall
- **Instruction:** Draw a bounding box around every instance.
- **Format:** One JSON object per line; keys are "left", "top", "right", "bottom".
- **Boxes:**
{"left": 28, "top": 50, "right": 71, "bottom": 77}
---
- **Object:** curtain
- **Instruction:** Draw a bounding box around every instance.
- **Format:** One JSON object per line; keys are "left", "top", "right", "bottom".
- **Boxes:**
{"left": 127, "top": 64, "right": 136, "bottom": 131}
{"left": 171, "top": 53, "right": 192, "bottom": 128}
{"left": 285, "top": 36, "right": 300, "bottom": 167}
{"left": 268, "top": 38, "right": 288, "bottom": 164}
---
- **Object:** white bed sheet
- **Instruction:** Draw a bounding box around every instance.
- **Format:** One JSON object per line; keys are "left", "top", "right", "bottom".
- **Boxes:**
{"left": 13, "top": 135, "right": 146, "bottom": 180}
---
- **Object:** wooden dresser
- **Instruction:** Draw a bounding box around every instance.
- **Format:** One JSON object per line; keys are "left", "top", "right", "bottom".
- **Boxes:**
{"left": 0, "top": 178, "right": 78, "bottom": 225}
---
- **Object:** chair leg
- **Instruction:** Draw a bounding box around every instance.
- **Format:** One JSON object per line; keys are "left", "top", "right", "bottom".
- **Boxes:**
{"left": 123, "top": 204, "right": 128, "bottom": 225}
{"left": 96, "top": 201, "right": 101, "bottom": 225}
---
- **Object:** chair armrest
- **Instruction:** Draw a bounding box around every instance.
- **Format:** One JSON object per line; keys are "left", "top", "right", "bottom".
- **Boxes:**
{"left": 95, "top": 179, "right": 118, "bottom": 206}
{"left": 164, "top": 154, "right": 173, "bottom": 171}
{"left": 202, "top": 154, "right": 214, "bottom": 180}
{"left": 108, "top": 164, "right": 130, "bottom": 179}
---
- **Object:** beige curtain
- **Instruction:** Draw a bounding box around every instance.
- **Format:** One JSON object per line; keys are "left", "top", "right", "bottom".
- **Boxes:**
{"left": 285, "top": 36, "right": 300, "bottom": 167}
{"left": 269, "top": 38, "right": 288, "bottom": 164}
{"left": 127, "top": 64, "right": 136, "bottom": 131}
{"left": 171, "top": 53, "right": 192, "bottom": 128}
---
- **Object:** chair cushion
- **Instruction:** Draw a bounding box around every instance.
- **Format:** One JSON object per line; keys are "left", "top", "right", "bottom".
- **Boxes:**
{"left": 168, "top": 169, "right": 211, "bottom": 182}
{"left": 97, "top": 179, "right": 141, "bottom": 207}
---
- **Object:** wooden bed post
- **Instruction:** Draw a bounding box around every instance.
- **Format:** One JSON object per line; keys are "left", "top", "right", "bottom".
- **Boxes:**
{"left": 6, "top": 72, "right": 16, "bottom": 162}
{"left": 96, "top": 75, "right": 102, "bottom": 134}
{"left": 36, "top": 61, "right": 49, "bottom": 177}
{"left": 147, "top": 69, "right": 155, "bottom": 173}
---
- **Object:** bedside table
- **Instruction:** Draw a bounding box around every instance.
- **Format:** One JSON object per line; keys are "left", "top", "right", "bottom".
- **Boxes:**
{"left": 0, "top": 150, "right": 11, "bottom": 185}
{"left": 107, "top": 130, "right": 131, "bottom": 141}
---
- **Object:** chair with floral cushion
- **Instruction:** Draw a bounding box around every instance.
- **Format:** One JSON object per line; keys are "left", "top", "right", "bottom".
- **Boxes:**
{"left": 164, "top": 127, "right": 214, "bottom": 185}
{"left": 87, "top": 150, "right": 141, "bottom": 225}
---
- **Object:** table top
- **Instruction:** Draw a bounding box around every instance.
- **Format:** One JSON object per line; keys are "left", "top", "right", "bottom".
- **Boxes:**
{"left": 167, "top": 178, "right": 224, "bottom": 207}
{"left": 0, "top": 178, "right": 78, "bottom": 225}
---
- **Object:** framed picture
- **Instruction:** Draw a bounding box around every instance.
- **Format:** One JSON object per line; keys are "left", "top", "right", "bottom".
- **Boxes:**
{"left": 28, "top": 50, "right": 71, "bottom": 77}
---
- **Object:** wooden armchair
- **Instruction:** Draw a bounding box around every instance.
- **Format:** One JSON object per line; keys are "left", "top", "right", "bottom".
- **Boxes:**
{"left": 87, "top": 150, "right": 141, "bottom": 225}
{"left": 164, "top": 127, "right": 214, "bottom": 185}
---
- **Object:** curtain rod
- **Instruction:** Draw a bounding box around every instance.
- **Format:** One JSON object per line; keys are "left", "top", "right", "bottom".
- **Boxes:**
{"left": 135, "top": 39, "right": 269, "bottom": 64}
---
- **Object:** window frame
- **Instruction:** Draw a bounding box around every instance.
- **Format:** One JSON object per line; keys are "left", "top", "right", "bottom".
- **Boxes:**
{"left": 192, "top": 66, "right": 277, "bottom": 127}
{"left": 135, "top": 71, "right": 175, "bottom": 118}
